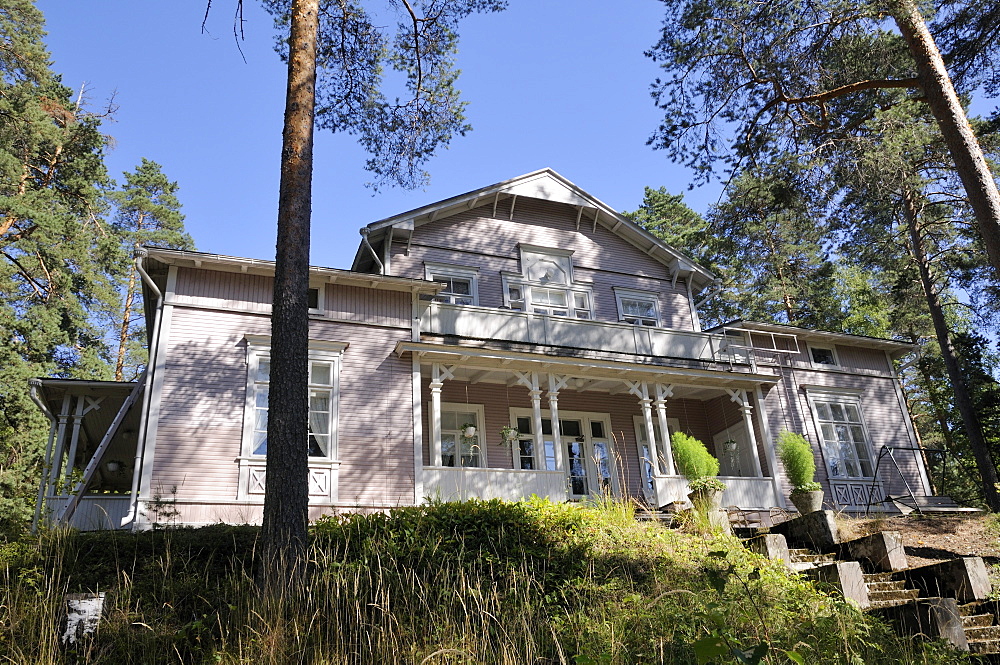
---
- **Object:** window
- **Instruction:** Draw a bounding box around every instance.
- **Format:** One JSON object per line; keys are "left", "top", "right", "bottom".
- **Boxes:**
{"left": 615, "top": 288, "right": 660, "bottom": 327}
{"left": 809, "top": 345, "right": 839, "bottom": 367}
{"left": 503, "top": 245, "right": 592, "bottom": 319}
{"left": 243, "top": 336, "right": 346, "bottom": 460}
{"left": 307, "top": 284, "right": 325, "bottom": 314}
{"left": 440, "top": 404, "right": 484, "bottom": 467}
{"left": 808, "top": 393, "right": 873, "bottom": 480}
{"left": 425, "top": 264, "right": 479, "bottom": 306}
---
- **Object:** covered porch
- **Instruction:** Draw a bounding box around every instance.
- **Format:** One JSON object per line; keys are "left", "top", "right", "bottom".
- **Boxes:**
{"left": 29, "top": 378, "right": 143, "bottom": 530}
{"left": 398, "top": 341, "right": 783, "bottom": 510}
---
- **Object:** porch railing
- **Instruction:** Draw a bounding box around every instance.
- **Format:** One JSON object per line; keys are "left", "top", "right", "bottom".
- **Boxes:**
{"left": 45, "top": 495, "right": 131, "bottom": 530}
{"left": 423, "top": 466, "right": 567, "bottom": 503}
{"left": 422, "top": 303, "right": 754, "bottom": 368}
{"left": 653, "top": 475, "right": 779, "bottom": 510}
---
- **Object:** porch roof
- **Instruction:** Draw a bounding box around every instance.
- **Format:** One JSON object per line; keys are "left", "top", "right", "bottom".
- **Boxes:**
{"left": 396, "top": 340, "right": 778, "bottom": 393}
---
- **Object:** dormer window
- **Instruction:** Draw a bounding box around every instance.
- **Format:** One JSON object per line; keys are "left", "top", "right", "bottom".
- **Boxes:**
{"left": 425, "top": 264, "right": 479, "bottom": 306}
{"left": 503, "top": 245, "right": 592, "bottom": 319}
{"left": 614, "top": 288, "right": 659, "bottom": 327}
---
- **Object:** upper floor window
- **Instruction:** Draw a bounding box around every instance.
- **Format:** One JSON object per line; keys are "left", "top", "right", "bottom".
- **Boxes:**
{"left": 425, "top": 263, "right": 479, "bottom": 306}
{"left": 504, "top": 245, "right": 592, "bottom": 319}
{"left": 243, "top": 336, "right": 347, "bottom": 460}
{"left": 615, "top": 288, "right": 660, "bottom": 327}
{"left": 806, "top": 392, "right": 873, "bottom": 479}
{"left": 809, "top": 345, "right": 839, "bottom": 367}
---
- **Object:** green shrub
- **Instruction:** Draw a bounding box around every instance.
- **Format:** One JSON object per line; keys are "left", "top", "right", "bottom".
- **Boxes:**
{"left": 671, "top": 432, "right": 720, "bottom": 484}
{"left": 776, "top": 431, "right": 821, "bottom": 493}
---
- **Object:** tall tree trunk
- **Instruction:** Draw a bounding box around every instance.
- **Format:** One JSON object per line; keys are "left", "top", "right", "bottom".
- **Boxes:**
{"left": 902, "top": 189, "right": 1000, "bottom": 510}
{"left": 261, "top": 0, "right": 319, "bottom": 589}
{"left": 893, "top": 0, "right": 1000, "bottom": 281}
{"left": 115, "top": 265, "right": 137, "bottom": 382}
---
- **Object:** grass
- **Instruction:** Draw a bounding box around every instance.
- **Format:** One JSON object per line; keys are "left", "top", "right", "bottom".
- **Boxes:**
{"left": 0, "top": 498, "right": 969, "bottom": 664}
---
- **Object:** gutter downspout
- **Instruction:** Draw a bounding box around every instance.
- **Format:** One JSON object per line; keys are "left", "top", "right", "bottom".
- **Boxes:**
{"left": 360, "top": 227, "right": 384, "bottom": 274}
{"left": 121, "top": 249, "right": 162, "bottom": 528}
{"left": 28, "top": 379, "right": 57, "bottom": 532}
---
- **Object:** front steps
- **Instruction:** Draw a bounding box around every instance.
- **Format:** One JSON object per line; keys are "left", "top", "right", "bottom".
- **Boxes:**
{"left": 745, "top": 510, "right": 997, "bottom": 656}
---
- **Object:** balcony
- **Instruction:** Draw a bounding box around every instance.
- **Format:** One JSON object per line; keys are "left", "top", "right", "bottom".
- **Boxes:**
{"left": 421, "top": 302, "right": 752, "bottom": 367}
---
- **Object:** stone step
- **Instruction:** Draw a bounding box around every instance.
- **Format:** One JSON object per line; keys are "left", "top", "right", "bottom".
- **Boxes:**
{"left": 790, "top": 553, "right": 839, "bottom": 564}
{"left": 868, "top": 589, "right": 920, "bottom": 604}
{"left": 864, "top": 572, "right": 894, "bottom": 584}
{"left": 866, "top": 580, "right": 908, "bottom": 593}
{"left": 968, "top": 626, "right": 1000, "bottom": 642}
{"left": 868, "top": 598, "right": 916, "bottom": 610}
{"left": 966, "top": 615, "right": 996, "bottom": 628}
{"left": 961, "top": 603, "right": 990, "bottom": 617}
{"left": 970, "top": 638, "right": 1000, "bottom": 655}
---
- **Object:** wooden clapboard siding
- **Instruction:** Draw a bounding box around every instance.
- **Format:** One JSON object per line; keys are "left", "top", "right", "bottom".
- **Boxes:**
{"left": 389, "top": 199, "right": 695, "bottom": 330}
{"left": 762, "top": 367, "right": 922, "bottom": 501}
{"left": 171, "top": 267, "right": 411, "bottom": 328}
{"left": 703, "top": 393, "right": 771, "bottom": 477}
{"left": 325, "top": 284, "right": 410, "bottom": 327}
{"left": 173, "top": 267, "right": 273, "bottom": 313}
{"left": 835, "top": 345, "right": 891, "bottom": 373}
{"left": 149, "top": 305, "right": 415, "bottom": 507}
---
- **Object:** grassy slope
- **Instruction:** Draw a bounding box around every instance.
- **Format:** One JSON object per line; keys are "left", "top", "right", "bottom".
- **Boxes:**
{"left": 0, "top": 499, "right": 965, "bottom": 664}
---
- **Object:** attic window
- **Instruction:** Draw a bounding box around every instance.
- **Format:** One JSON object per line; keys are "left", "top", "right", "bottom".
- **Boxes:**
{"left": 614, "top": 288, "right": 659, "bottom": 327}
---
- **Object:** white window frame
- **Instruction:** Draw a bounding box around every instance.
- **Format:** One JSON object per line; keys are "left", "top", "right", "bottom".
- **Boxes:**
{"left": 424, "top": 263, "right": 480, "bottom": 306}
{"left": 803, "top": 388, "right": 874, "bottom": 481}
{"left": 238, "top": 335, "right": 347, "bottom": 501}
{"left": 808, "top": 344, "right": 840, "bottom": 368}
{"left": 307, "top": 283, "right": 325, "bottom": 315}
{"left": 509, "top": 408, "right": 617, "bottom": 497}
{"left": 439, "top": 402, "right": 486, "bottom": 467}
{"left": 501, "top": 245, "right": 593, "bottom": 319}
{"left": 614, "top": 287, "right": 661, "bottom": 327}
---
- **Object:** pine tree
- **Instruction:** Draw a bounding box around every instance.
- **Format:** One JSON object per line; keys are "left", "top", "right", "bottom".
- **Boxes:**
{"left": 0, "top": 0, "right": 122, "bottom": 537}
{"left": 109, "top": 159, "right": 192, "bottom": 382}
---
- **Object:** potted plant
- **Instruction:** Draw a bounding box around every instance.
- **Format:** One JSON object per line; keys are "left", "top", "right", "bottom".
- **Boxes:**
{"left": 671, "top": 431, "right": 728, "bottom": 530}
{"left": 500, "top": 425, "right": 520, "bottom": 443}
{"left": 776, "top": 430, "right": 824, "bottom": 514}
{"left": 460, "top": 423, "right": 477, "bottom": 438}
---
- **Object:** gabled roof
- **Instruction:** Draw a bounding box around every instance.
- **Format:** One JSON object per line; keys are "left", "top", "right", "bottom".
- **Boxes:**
{"left": 708, "top": 320, "right": 916, "bottom": 359}
{"left": 351, "top": 169, "right": 718, "bottom": 291}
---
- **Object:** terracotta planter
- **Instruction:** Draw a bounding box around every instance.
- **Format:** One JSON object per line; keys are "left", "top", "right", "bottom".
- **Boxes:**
{"left": 790, "top": 489, "right": 824, "bottom": 515}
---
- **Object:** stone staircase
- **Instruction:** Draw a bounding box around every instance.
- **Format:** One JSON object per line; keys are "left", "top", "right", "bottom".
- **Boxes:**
{"left": 862, "top": 572, "right": 919, "bottom": 609}
{"left": 959, "top": 602, "right": 1000, "bottom": 657}
{"left": 744, "top": 509, "right": 998, "bottom": 657}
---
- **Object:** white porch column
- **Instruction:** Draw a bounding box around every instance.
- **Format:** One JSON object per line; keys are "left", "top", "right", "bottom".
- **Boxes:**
{"left": 513, "top": 371, "right": 547, "bottom": 470}
{"left": 754, "top": 386, "right": 786, "bottom": 507}
{"left": 48, "top": 394, "right": 73, "bottom": 496}
{"left": 727, "top": 388, "right": 763, "bottom": 477}
{"left": 625, "top": 380, "right": 661, "bottom": 481}
{"left": 429, "top": 363, "right": 454, "bottom": 466}
{"left": 653, "top": 383, "right": 675, "bottom": 475}
{"left": 547, "top": 374, "right": 569, "bottom": 472}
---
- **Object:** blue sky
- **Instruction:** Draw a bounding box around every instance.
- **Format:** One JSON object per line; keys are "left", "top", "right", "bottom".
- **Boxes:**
{"left": 38, "top": 1, "right": 723, "bottom": 270}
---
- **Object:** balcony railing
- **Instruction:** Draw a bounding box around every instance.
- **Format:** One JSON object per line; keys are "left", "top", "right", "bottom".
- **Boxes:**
{"left": 652, "top": 476, "right": 779, "bottom": 510}
{"left": 422, "top": 302, "right": 753, "bottom": 367}
{"left": 423, "top": 466, "right": 567, "bottom": 502}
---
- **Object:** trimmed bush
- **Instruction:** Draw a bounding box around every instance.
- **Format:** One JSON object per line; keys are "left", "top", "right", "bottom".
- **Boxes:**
{"left": 671, "top": 432, "right": 720, "bottom": 487}
{"left": 777, "top": 430, "right": 821, "bottom": 493}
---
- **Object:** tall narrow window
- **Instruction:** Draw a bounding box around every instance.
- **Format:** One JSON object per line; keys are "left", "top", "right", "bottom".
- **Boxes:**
{"left": 243, "top": 336, "right": 346, "bottom": 461}
{"left": 808, "top": 394, "right": 873, "bottom": 479}
{"left": 502, "top": 245, "right": 592, "bottom": 319}
{"left": 440, "top": 405, "right": 483, "bottom": 467}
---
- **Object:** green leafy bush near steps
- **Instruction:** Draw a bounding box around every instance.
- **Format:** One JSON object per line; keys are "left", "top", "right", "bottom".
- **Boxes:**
{"left": 0, "top": 499, "right": 963, "bottom": 664}
{"left": 776, "top": 430, "right": 822, "bottom": 494}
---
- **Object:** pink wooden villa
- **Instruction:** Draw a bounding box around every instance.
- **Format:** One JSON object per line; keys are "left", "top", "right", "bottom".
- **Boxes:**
{"left": 31, "top": 170, "right": 930, "bottom": 529}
